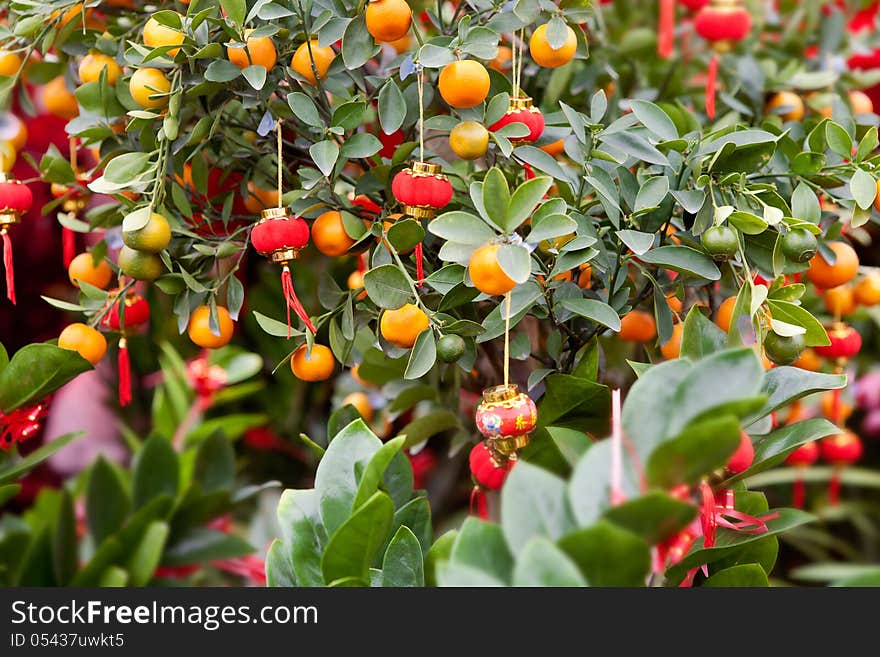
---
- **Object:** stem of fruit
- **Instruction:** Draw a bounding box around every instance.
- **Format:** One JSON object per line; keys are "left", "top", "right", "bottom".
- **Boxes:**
{"left": 503, "top": 291, "right": 511, "bottom": 386}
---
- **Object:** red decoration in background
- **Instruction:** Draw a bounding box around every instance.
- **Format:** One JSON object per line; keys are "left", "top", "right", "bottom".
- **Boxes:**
{"left": 813, "top": 322, "right": 862, "bottom": 362}
{"left": 693, "top": 0, "right": 752, "bottom": 119}
{"left": 699, "top": 484, "right": 778, "bottom": 550}
{"left": 659, "top": 0, "right": 676, "bottom": 58}
{"left": 0, "top": 399, "right": 49, "bottom": 450}
{"left": 0, "top": 173, "right": 34, "bottom": 304}
{"left": 468, "top": 442, "right": 513, "bottom": 520}
{"left": 821, "top": 430, "right": 863, "bottom": 506}
{"left": 786, "top": 441, "right": 819, "bottom": 508}
{"left": 250, "top": 209, "right": 316, "bottom": 336}
{"left": 489, "top": 98, "right": 545, "bottom": 144}
{"left": 101, "top": 291, "right": 150, "bottom": 407}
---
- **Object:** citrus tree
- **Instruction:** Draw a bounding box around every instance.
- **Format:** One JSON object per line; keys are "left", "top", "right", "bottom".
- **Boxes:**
{"left": 1, "top": 0, "right": 880, "bottom": 586}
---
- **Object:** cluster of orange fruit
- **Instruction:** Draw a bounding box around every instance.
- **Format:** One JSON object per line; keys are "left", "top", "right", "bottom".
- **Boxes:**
{"left": 766, "top": 89, "right": 874, "bottom": 122}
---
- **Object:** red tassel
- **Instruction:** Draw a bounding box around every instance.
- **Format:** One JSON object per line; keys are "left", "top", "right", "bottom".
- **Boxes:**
{"left": 469, "top": 486, "right": 488, "bottom": 520}
{"left": 523, "top": 162, "right": 535, "bottom": 180}
{"left": 831, "top": 388, "right": 842, "bottom": 423}
{"left": 414, "top": 242, "right": 424, "bottom": 287}
{"left": 118, "top": 337, "right": 132, "bottom": 407}
{"left": 658, "top": 0, "right": 675, "bottom": 58}
{"left": 828, "top": 468, "right": 841, "bottom": 506}
{"left": 706, "top": 53, "right": 718, "bottom": 119}
{"left": 281, "top": 266, "right": 316, "bottom": 336}
{"left": 357, "top": 252, "right": 366, "bottom": 274}
{"left": 699, "top": 481, "right": 716, "bottom": 549}
{"left": 792, "top": 477, "right": 805, "bottom": 509}
{"left": 62, "top": 227, "right": 75, "bottom": 268}
{"left": 2, "top": 229, "right": 14, "bottom": 305}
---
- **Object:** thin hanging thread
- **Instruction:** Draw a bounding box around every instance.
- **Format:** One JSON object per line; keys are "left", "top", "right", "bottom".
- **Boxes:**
{"left": 417, "top": 67, "right": 425, "bottom": 162}
{"left": 276, "top": 120, "right": 283, "bottom": 207}
{"left": 503, "top": 291, "right": 511, "bottom": 386}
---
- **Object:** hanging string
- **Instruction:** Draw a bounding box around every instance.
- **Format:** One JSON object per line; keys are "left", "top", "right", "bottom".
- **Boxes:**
{"left": 503, "top": 291, "right": 511, "bottom": 386}
{"left": 510, "top": 31, "right": 518, "bottom": 99}
{"left": 417, "top": 67, "right": 425, "bottom": 162}
{"left": 276, "top": 119, "right": 283, "bottom": 207}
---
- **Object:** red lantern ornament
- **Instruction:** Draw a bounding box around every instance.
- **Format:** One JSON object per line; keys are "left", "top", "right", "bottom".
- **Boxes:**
{"left": 820, "top": 430, "right": 863, "bottom": 506}
{"left": 250, "top": 208, "right": 316, "bottom": 336}
{"left": 51, "top": 182, "right": 91, "bottom": 268}
{"left": 679, "top": 0, "right": 708, "bottom": 10}
{"left": 813, "top": 321, "right": 862, "bottom": 365}
{"left": 101, "top": 291, "right": 150, "bottom": 406}
{"left": 391, "top": 161, "right": 453, "bottom": 285}
{"left": 693, "top": 0, "right": 752, "bottom": 119}
{"left": 0, "top": 172, "right": 33, "bottom": 304}
{"left": 468, "top": 441, "right": 513, "bottom": 519}
{"left": 786, "top": 441, "right": 819, "bottom": 508}
{"left": 475, "top": 383, "right": 538, "bottom": 455}
{"left": 489, "top": 97, "right": 545, "bottom": 144}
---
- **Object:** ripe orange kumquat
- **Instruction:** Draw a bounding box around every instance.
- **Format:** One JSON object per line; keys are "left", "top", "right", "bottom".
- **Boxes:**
{"left": 806, "top": 241, "right": 859, "bottom": 290}
{"left": 660, "top": 322, "right": 684, "bottom": 359}
{"left": 291, "top": 41, "right": 335, "bottom": 85}
{"left": 468, "top": 243, "right": 517, "bottom": 296}
{"left": 312, "top": 210, "right": 356, "bottom": 256}
{"left": 68, "top": 253, "right": 112, "bottom": 289}
{"left": 58, "top": 323, "right": 107, "bottom": 365}
{"left": 438, "top": 60, "right": 490, "bottom": 109}
{"left": 529, "top": 23, "right": 577, "bottom": 68}
{"left": 187, "top": 306, "right": 234, "bottom": 349}
{"left": 380, "top": 303, "right": 429, "bottom": 348}
{"left": 290, "top": 344, "right": 335, "bottom": 381}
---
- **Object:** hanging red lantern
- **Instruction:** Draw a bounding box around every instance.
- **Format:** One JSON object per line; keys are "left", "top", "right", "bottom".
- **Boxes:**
{"left": 820, "top": 429, "right": 862, "bottom": 506}
{"left": 813, "top": 321, "right": 862, "bottom": 365}
{"left": 250, "top": 207, "right": 316, "bottom": 336}
{"left": 693, "top": 0, "right": 752, "bottom": 119}
{"left": 101, "top": 291, "right": 150, "bottom": 407}
{"left": 679, "top": 0, "right": 708, "bottom": 10}
{"left": 489, "top": 97, "right": 545, "bottom": 144}
{"left": 391, "top": 161, "right": 453, "bottom": 284}
{"left": 468, "top": 441, "right": 514, "bottom": 519}
{"left": 786, "top": 440, "right": 819, "bottom": 508}
{"left": 0, "top": 172, "right": 33, "bottom": 304}
{"left": 475, "top": 383, "right": 538, "bottom": 457}
{"left": 51, "top": 181, "right": 91, "bottom": 268}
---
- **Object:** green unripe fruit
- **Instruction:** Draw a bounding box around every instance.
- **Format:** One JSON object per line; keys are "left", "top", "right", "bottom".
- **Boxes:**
{"left": 763, "top": 331, "right": 806, "bottom": 366}
{"left": 702, "top": 225, "right": 739, "bottom": 261}
{"left": 781, "top": 228, "right": 818, "bottom": 263}
{"left": 437, "top": 334, "right": 466, "bottom": 363}
{"left": 118, "top": 246, "right": 163, "bottom": 281}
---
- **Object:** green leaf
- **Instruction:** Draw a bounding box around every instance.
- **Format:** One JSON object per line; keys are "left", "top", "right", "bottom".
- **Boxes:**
{"left": 616, "top": 229, "right": 655, "bottom": 255}
{"left": 437, "top": 562, "right": 505, "bottom": 586}
{"left": 638, "top": 246, "right": 721, "bottom": 280}
{"left": 364, "top": 264, "right": 412, "bottom": 310}
{"left": 526, "top": 213, "right": 577, "bottom": 244}
{"left": 601, "top": 131, "right": 668, "bottom": 166}
{"left": 0, "top": 432, "right": 82, "bottom": 486}
{"left": 646, "top": 415, "right": 742, "bottom": 488}
{"left": 482, "top": 167, "right": 510, "bottom": 231}
{"left": 746, "top": 367, "right": 845, "bottom": 424}
{"left": 341, "top": 14, "right": 375, "bottom": 70}
{"left": 241, "top": 64, "right": 266, "bottom": 90}
{"left": 378, "top": 80, "right": 406, "bottom": 134}
{"left": 602, "top": 492, "right": 697, "bottom": 545}
{"left": 310, "top": 140, "right": 340, "bottom": 177}
{"left": 220, "top": 0, "right": 246, "bottom": 28}
{"left": 193, "top": 432, "right": 235, "bottom": 492}
{"left": 634, "top": 176, "right": 669, "bottom": 212}
{"left": 52, "top": 490, "right": 77, "bottom": 585}
{"left": 450, "top": 517, "right": 513, "bottom": 584}
{"left": 558, "top": 521, "right": 651, "bottom": 586}
{"left": 341, "top": 133, "right": 381, "bottom": 159}
{"left": 126, "top": 521, "right": 169, "bottom": 586}
{"left": 629, "top": 100, "right": 678, "bottom": 141}
{"left": 381, "top": 526, "right": 424, "bottom": 587}
{"left": 702, "top": 564, "right": 769, "bottom": 587}
{"left": 398, "top": 410, "right": 459, "bottom": 449}
{"left": 850, "top": 168, "right": 877, "bottom": 210}
{"left": 425, "top": 530, "right": 456, "bottom": 587}
{"left": 352, "top": 436, "right": 405, "bottom": 510}
{"left": 558, "top": 298, "right": 622, "bottom": 331}
{"left": 276, "top": 489, "right": 326, "bottom": 587}
{"left": 496, "top": 243, "right": 531, "bottom": 284}
{"left": 204, "top": 59, "right": 242, "bottom": 82}
{"left": 791, "top": 183, "right": 821, "bottom": 223}
{"left": 512, "top": 537, "right": 587, "bottom": 586}
{"left": 429, "top": 211, "right": 496, "bottom": 244}
{"left": 86, "top": 459, "right": 130, "bottom": 544}
{"left": 287, "top": 92, "right": 322, "bottom": 128}
{"left": 765, "top": 300, "right": 829, "bottom": 347}
{"left": 321, "top": 491, "right": 395, "bottom": 584}
{"left": 161, "top": 528, "right": 253, "bottom": 566}
{"left": 506, "top": 176, "right": 552, "bottom": 231}
{"left": 404, "top": 329, "right": 436, "bottom": 379}
{"left": 132, "top": 436, "right": 179, "bottom": 509}
{"left": 0, "top": 344, "right": 92, "bottom": 412}
{"left": 680, "top": 306, "right": 727, "bottom": 360}
{"left": 501, "top": 461, "right": 576, "bottom": 554}
{"left": 728, "top": 211, "right": 768, "bottom": 235}
{"left": 264, "top": 539, "right": 297, "bottom": 587}
{"left": 825, "top": 121, "right": 852, "bottom": 158}
{"left": 315, "top": 419, "right": 382, "bottom": 534}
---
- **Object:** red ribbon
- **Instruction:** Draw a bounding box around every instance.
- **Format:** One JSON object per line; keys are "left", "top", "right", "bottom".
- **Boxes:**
{"left": 658, "top": 0, "right": 675, "bottom": 58}
{"left": 62, "top": 226, "right": 75, "bottom": 269}
{"left": 829, "top": 468, "right": 842, "bottom": 506}
{"left": 414, "top": 242, "right": 424, "bottom": 287}
{"left": 469, "top": 486, "right": 489, "bottom": 520}
{"left": 706, "top": 53, "right": 718, "bottom": 119}
{"left": 0, "top": 400, "right": 49, "bottom": 450}
{"left": 2, "top": 229, "right": 15, "bottom": 304}
{"left": 280, "top": 266, "right": 316, "bottom": 336}
{"left": 699, "top": 482, "right": 779, "bottom": 549}
{"left": 118, "top": 338, "right": 132, "bottom": 407}
{"left": 792, "top": 477, "right": 806, "bottom": 509}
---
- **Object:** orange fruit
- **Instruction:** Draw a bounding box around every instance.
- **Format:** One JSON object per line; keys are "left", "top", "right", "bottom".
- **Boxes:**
{"left": 43, "top": 76, "right": 79, "bottom": 119}
{"left": 347, "top": 270, "right": 367, "bottom": 300}
{"left": 187, "top": 305, "right": 234, "bottom": 349}
{"left": 58, "top": 323, "right": 107, "bottom": 365}
{"left": 68, "top": 252, "right": 112, "bottom": 289}
{"left": 765, "top": 91, "right": 804, "bottom": 121}
{"left": 129, "top": 67, "right": 171, "bottom": 109}
{"left": 380, "top": 303, "right": 429, "bottom": 348}
{"left": 792, "top": 347, "right": 821, "bottom": 371}
{"left": 78, "top": 51, "right": 121, "bottom": 85}
{"left": 850, "top": 89, "right": 874, "bottom": 114}
{"left": 806, "top": 241, "right": 859, "bottom": 290}
{"left": 577, "top": 262, "right": 592, "bottom": 289}
{"left": 350, "top": 363, "right": 369, "bottom": 386}
{"left": 875, "top": 179, "right": 880, "bottom": 213}
{"left": 617, "top": 310, "right": 656, "bottom": 343}
{"left": 385, "top": 33, "right": 412, "bottom": 54}
{"left": 291, "top": 40, "right": 335, "bottom": 85}
{"left": 820, "top": 390, "right": 853, "bottom": 422}
{"left": 227, "top": 31, "right": 277, "bottom": 70}
{"left": 290, "top": 344, "right": 335, "bottom": 381}
{"left": 143, "top": 14, "right": 185, "bottom": 57}
{"left": 243, "top": 181, "right": 279, "bottom": 213}
{"left": 823, "top": 285, "right": 856, "bottom": 317}
{"left": 715, "top": 295, "right": 737, "bottom": 332}
{"left": 117, "top": 246, "right": 163, "bottom": 280}
{"left": 529, "top": 23, "right": 577, "bottom": 68}
{"left": 438, "top": 60, "right": 490, "bottom": 109}
{"left": 122, "top": 212, "right": 171, "bottom": 253}
{"left": 342, "top": 391, "right": 373, "bottom": 422}
{"left": 0, "top": 142, "right": 16, "bottom": 172}
{"left": 312, "top": 210, "right": 356, "bottom": 256}
{"left": 0, "top": 113, "right": 27, "bottom": 152}
{"left": 365, "top": 0, "right": 412, "bottom": 43}
{"left": 0, "top": 51, "right": 22, "bottom": 77}
{"left": 666, "top": 292, "right": 682, "bottom": 314}
{"left": 854, "top": 273, "right": 880, "bottom": 306}
{"left": 539, "top": 139, "right": 565, "bottom": 157}
{"left": 489, "top": 45, "right": 512, "bottom": 73}
{"left": 449, "top": 120, "right": 489, "bottom": 160}
{"left": 468, "top": 243, "right": 516, "bottom": 296}
{"left": 660, "top": 322, "right": 684, "bottom": 359}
